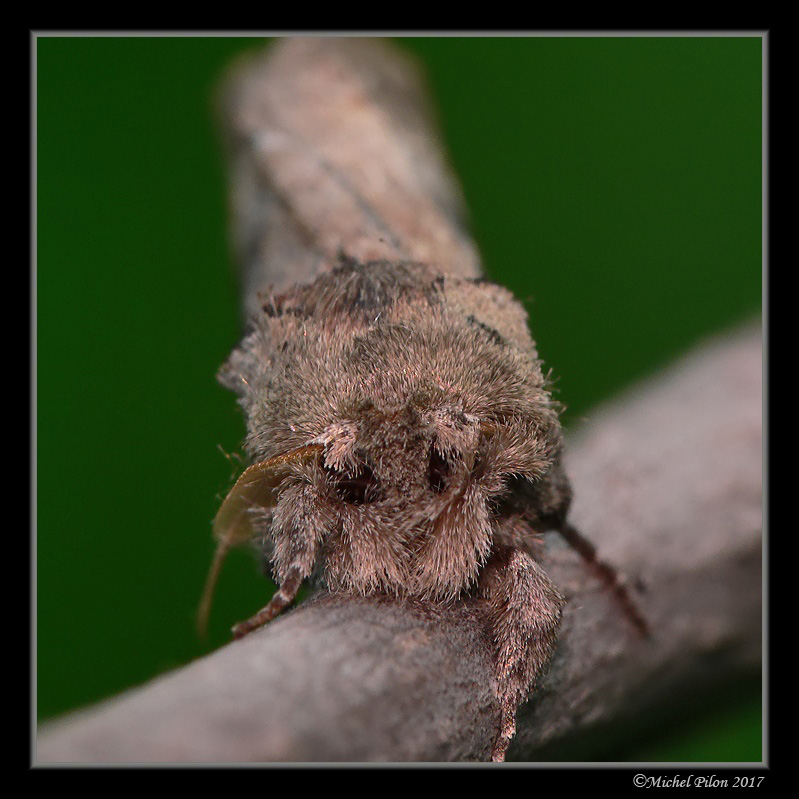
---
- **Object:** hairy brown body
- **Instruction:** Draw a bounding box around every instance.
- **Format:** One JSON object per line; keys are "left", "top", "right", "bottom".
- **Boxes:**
{"left": 201, "top": 38, "right": 645, "bottom": 762}
{"left": 212, "top": 258, "right": 569, "bottom": 759}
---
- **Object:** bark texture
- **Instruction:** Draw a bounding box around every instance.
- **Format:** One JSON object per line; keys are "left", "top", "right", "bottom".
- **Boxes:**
{"left": 217, "top": 37, "right": 483, "bottom": 319}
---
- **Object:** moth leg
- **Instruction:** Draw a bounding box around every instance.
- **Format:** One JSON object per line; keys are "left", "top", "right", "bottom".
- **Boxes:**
{"left": 477, "top": 544, "right": 565, "bottom": 762}
{"left": 231, "top": 566, "right": 303, "bottom": 639}
{"left": 232, "top": 478, "right": 327, "bottom": 639}
{"left": 557, "top": 521, "right": 649, "bottom": 637}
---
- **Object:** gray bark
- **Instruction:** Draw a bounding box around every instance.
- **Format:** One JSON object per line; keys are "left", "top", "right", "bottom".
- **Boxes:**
{"left": 217, "top": 37, "right": 483, "bottom": 319}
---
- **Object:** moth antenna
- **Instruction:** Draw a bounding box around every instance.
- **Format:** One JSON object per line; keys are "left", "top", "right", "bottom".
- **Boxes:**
{"left": 196, "top": 535, "right": 233, "bottom": 638}
{"left": 558, "top": 521, "right": 650, "bottom": 637}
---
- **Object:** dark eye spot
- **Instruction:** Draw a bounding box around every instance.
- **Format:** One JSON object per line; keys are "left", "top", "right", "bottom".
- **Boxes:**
{"left": 494, "top": 475, "right": 532, "bottom": 518}
{"left": 428, "top": 447, "right": 451, "bottom": 494}
{"left": 504, "top": 475, "right": 526, "bottom": 494}
{"left": 324, "top": 462, "right": 381, "bottom": 505}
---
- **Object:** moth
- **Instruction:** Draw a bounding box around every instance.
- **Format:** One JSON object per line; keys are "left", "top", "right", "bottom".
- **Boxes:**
{"left": 198, "top": 38, "right": 646, "bottom": 762}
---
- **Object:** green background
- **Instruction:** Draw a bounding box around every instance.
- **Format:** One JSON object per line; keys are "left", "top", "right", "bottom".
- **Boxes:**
{"left": 36, "top": 35, "right": 762, "bottom": 761}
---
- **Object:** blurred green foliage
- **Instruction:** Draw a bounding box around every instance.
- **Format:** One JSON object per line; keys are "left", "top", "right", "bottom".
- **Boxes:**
{"left": 36, "top": 35, "right": 762, "bottom": 761}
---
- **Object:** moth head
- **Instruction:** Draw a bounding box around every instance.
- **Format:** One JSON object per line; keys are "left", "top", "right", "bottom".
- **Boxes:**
{"left": 311, "top": 403, "right": 489, "bottom": 508}
{"left": 198, "top": 398, "right": 563, "bottom": 630}
{"left": 308, "top": 400, "right": 561, "bottom": 536}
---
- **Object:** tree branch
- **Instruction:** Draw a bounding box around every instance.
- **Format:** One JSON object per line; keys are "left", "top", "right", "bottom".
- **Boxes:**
{"left": 37, "top": 322, "right": 762, "bottom": 763}
{"left": 217, "top": 36, "right": 482, "bottom": 318}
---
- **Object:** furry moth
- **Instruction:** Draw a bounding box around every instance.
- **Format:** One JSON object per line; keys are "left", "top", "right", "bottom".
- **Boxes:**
{"left": 198, "top": 37, "right": 646, "bottom": 762}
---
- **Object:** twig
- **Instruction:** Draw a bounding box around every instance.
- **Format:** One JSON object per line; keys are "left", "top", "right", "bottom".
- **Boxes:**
{"left": 217, "top": 37, "right": 483, "bottom": 317}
